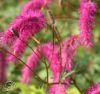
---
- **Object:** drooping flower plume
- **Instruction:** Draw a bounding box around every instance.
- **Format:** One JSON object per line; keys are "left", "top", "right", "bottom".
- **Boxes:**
{"left": 1, "top": 3, "right": 45, "bottom": 46}
{"left": 7, "top": 10, "right": 45, "bottom": 62}
{"left": 9, "top": 10, "right": 45, "bottom": 38}
{"left": 21, "top": 48, "right": 41, "bottom": 84}
{"left": 61, "top": 35, "right": 79, "bottom": 72}
{"left": 86, "top": 83, "right": 100, "bottom": 94}
{"left": 79, "top": 0, "right": 97, "bottom": 48}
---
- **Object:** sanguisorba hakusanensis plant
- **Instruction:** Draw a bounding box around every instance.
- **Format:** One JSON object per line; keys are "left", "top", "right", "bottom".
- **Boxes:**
{"left": 0, "top": 0, "right": 98, "bottom": 94}
{"left": 79, "top": 0, "right": 97, "bottom": 48}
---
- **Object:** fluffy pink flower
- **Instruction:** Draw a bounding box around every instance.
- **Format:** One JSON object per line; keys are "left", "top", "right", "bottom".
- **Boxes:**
{"left": 7, "top": 10, "right": 45, "bottom": 62}
{"left": 86, "top": 83, "right": 100, "bottom": 94}
{"left": 21, "top": 48, "right": 41, "bottom": 84}
{"left": 79, "top": 0, "right": 96, "bottom": 48}
{"left": 0, "top": 50, "right": 7, "bottom": 84}
{"left": 1, "top": 10, "right": 45, "bottom": 46}
{"left": 61, "top": 35, "right": 79, "bottom": 71}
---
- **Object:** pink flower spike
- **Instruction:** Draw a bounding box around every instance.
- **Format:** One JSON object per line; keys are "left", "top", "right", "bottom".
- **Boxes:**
{"left": 2, "top": 10, "right": 45, "bottom": 46}
{"left": 61, "top": 35, "right": 79, "bottom": 72}
{"left": 7, "top": 10, "right": 45, "bottom": 62}
{"left": 21, "top": 48, "right": 41, "bottom": 84}
{"left": 86, "top": 83, "right": 100, "bottom": 94}
{"left": 41, "top": 43, "right": 67, "bottom": 94}
{"left": 79, "top": 1, "right": 97, "bottom": 48}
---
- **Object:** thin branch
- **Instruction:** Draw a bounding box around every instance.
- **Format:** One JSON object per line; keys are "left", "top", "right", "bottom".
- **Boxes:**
{"left": 0, "top": 47, "right": 47, "bottom": 84}
{"left": 71, "top": 77, "right": 83, "bottom": 94}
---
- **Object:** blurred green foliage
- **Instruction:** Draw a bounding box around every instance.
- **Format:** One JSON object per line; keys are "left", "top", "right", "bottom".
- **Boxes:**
{"left": 0, "top": 0, "right": 100, "bottom": 94}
